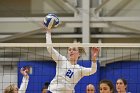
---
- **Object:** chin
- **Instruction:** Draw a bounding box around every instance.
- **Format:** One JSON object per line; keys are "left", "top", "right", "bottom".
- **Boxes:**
{"left": 70, "top": 56, "right": 74, "bottom": 59}
{"left": 117, "top": 89, "right": 121, "bottom": 92}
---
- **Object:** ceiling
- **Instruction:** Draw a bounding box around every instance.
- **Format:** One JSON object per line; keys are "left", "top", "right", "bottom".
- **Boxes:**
{"left": 0, "top": 0, "right": 140, "bottom": 66}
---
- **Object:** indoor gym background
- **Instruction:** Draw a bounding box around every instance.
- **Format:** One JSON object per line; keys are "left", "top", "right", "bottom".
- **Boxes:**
{"left": 0, "top": 0, "right": 140, "bottom": 93}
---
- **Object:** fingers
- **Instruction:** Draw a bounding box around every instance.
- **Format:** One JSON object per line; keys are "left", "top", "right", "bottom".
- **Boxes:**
{"left": 39, "top": 22, "right": 52, "bottom": 32}
{"left": 91, "top": 47, "right": 100, "bottom": 63}
{"left": 92, "top": 47, "right": 99, "bottom": 52}
{"left": 91, "top": 47, "right": 100, "bottom": 57}
{"left": 20, "top": 67, "right": 28, "bottom": 76}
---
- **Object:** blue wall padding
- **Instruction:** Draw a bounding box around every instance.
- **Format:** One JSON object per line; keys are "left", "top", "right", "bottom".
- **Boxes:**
{"left": 18, "top": 61, "right": 140, "bottom": 93}
{"left": 100, "top": 61, "right": 140, "bottom": 93}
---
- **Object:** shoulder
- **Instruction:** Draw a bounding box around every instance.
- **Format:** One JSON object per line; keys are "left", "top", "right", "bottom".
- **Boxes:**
{"left": 62, "top": 56, "right": 68, "bottom": 61}
{"left": 76, "top": 65, "right": 85, "bottom": 69}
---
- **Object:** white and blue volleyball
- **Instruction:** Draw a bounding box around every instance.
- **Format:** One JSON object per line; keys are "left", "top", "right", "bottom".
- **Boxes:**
{"left": 43, "top": 14, "right": 59, "bottom": 29}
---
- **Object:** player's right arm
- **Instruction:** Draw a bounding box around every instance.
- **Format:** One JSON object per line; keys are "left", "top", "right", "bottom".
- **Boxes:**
{"left": 18, "top": 68, "right": 29, "bottom": 93}
{"left": 46, "top": 30, "right": 64, "bottom": 63}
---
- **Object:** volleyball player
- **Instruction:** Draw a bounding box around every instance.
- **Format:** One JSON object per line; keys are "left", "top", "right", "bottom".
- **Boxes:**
{"left": 46, "top": 30, "right": 99, "bottom": 93}
{"left": 86, "top": 84, "right": 96, "bottom": 93}
{"left": 99, "top": 79, "right": 115, "bottom": 93}
{"left": 116, "top": 78, "right": 128, "bottom": 93}
{"left": 41, "top": 82, "right": 50, "bottom": 93}
{"left": 4, "top": 67, "right": 29, "bottom": 93}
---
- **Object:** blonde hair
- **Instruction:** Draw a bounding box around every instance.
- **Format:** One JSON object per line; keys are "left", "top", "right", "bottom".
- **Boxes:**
{"left": 4, "top": 84, "right": 16, "bottom": 93}
{"left": 78, "top": 47, "right": 86, "bottom": 55}
{"left": 72, "top": 42, "right": 86, "bottom": 55}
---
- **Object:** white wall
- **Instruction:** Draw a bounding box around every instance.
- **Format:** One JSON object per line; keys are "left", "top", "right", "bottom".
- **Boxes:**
{"left": 0, "top": 65, "right": 17, "bottom": 93}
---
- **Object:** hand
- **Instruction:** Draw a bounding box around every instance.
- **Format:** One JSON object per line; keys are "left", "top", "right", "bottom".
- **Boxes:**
{"left": 40, "top": 22, "right": 52, "bottom": 32}
{"left": 20, "top": 67, "right": 29, "bottom": 79}
{"left": 91, "top": 47, "right": 100, "bottom": 63}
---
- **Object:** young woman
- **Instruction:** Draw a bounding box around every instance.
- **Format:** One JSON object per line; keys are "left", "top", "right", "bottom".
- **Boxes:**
{"left": 86, "top": 84, "right": 95, "bottom": 93}
{"left": 41, "top": 82, "right": 50, "bottom": 93}
{"left": 116, "top": 78, "right": 127, "bottom": 93}
{"left": 46, "top": 30, "right": 99, "bottom": 93}
{"left": 4, "top": 67, "right": 29, "bottom": 93}
{"left": 99, "top": 79, "right": 115, "bottom": 93}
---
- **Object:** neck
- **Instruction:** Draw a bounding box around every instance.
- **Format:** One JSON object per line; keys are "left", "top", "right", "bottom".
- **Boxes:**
{"left": 118, "top": 92, "right": 126, "bottom": 93}
{"left": 70, "top": 59, "right": 77, "bottom": 65}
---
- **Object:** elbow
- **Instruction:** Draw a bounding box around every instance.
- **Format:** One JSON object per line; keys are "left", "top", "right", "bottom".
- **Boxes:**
{"left": 90, "top": 66, "right": 97, "bottom": 75}
{"left": 85, "top": 68, "right": 97, "bottom": 76}
{"left": 94, "top": 68, "right": 97, "bottom": 73}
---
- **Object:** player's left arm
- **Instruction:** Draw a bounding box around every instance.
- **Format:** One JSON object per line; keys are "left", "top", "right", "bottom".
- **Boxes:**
{"left": 90, "top": 47, "right": 99, "bottom": 74}
{"left": 81, "top": 47, "right": 99, "bottom": 76}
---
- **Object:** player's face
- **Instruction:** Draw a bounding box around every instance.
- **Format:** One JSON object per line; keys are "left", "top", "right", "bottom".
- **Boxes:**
{"left": 68, "top": 47, "right": 80, "bottom": 61}
{"left": 116, "top": 79, "right": 126, "bottom": 92}
{"left": 86, "top": 85, "right": 95, "bottom": 93}
{"left": 100, "top": 83, "right": 112, "bottom": 93}
{"left": 42, "top": 89, "right": 47, "bottom": 93}
{"left": 13, "top": 85, "right": 18, "bottom": 93}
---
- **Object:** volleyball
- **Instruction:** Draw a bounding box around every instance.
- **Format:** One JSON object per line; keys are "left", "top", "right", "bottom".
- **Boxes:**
{"left": 43, "top": 13, "right": 59, "bottom": 29}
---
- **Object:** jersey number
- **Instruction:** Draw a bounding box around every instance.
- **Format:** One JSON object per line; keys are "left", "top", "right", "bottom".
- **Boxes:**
{"left": 66, "top": 69, "right": 74, "bottom": 78}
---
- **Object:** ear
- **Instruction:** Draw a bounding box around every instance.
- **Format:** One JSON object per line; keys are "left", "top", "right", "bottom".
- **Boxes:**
{"left": 125, "top": 85, "right": 127, "bottom": 90}
{"left": 78, "top": 53, "right": 81, "bottom": 59}
{"left": 79, "top": 53, "right": 81, "bottom": 57}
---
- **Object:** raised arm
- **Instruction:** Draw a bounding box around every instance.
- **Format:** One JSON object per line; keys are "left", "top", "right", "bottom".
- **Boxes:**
{"left": 81, "top": 47, "right": 99, "bottom": 76}
{"left": 46, "top": 30, "right": 64, "bottom": 63}
{"left": 18, "top": 68, "right": 29, "bottom": 93}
